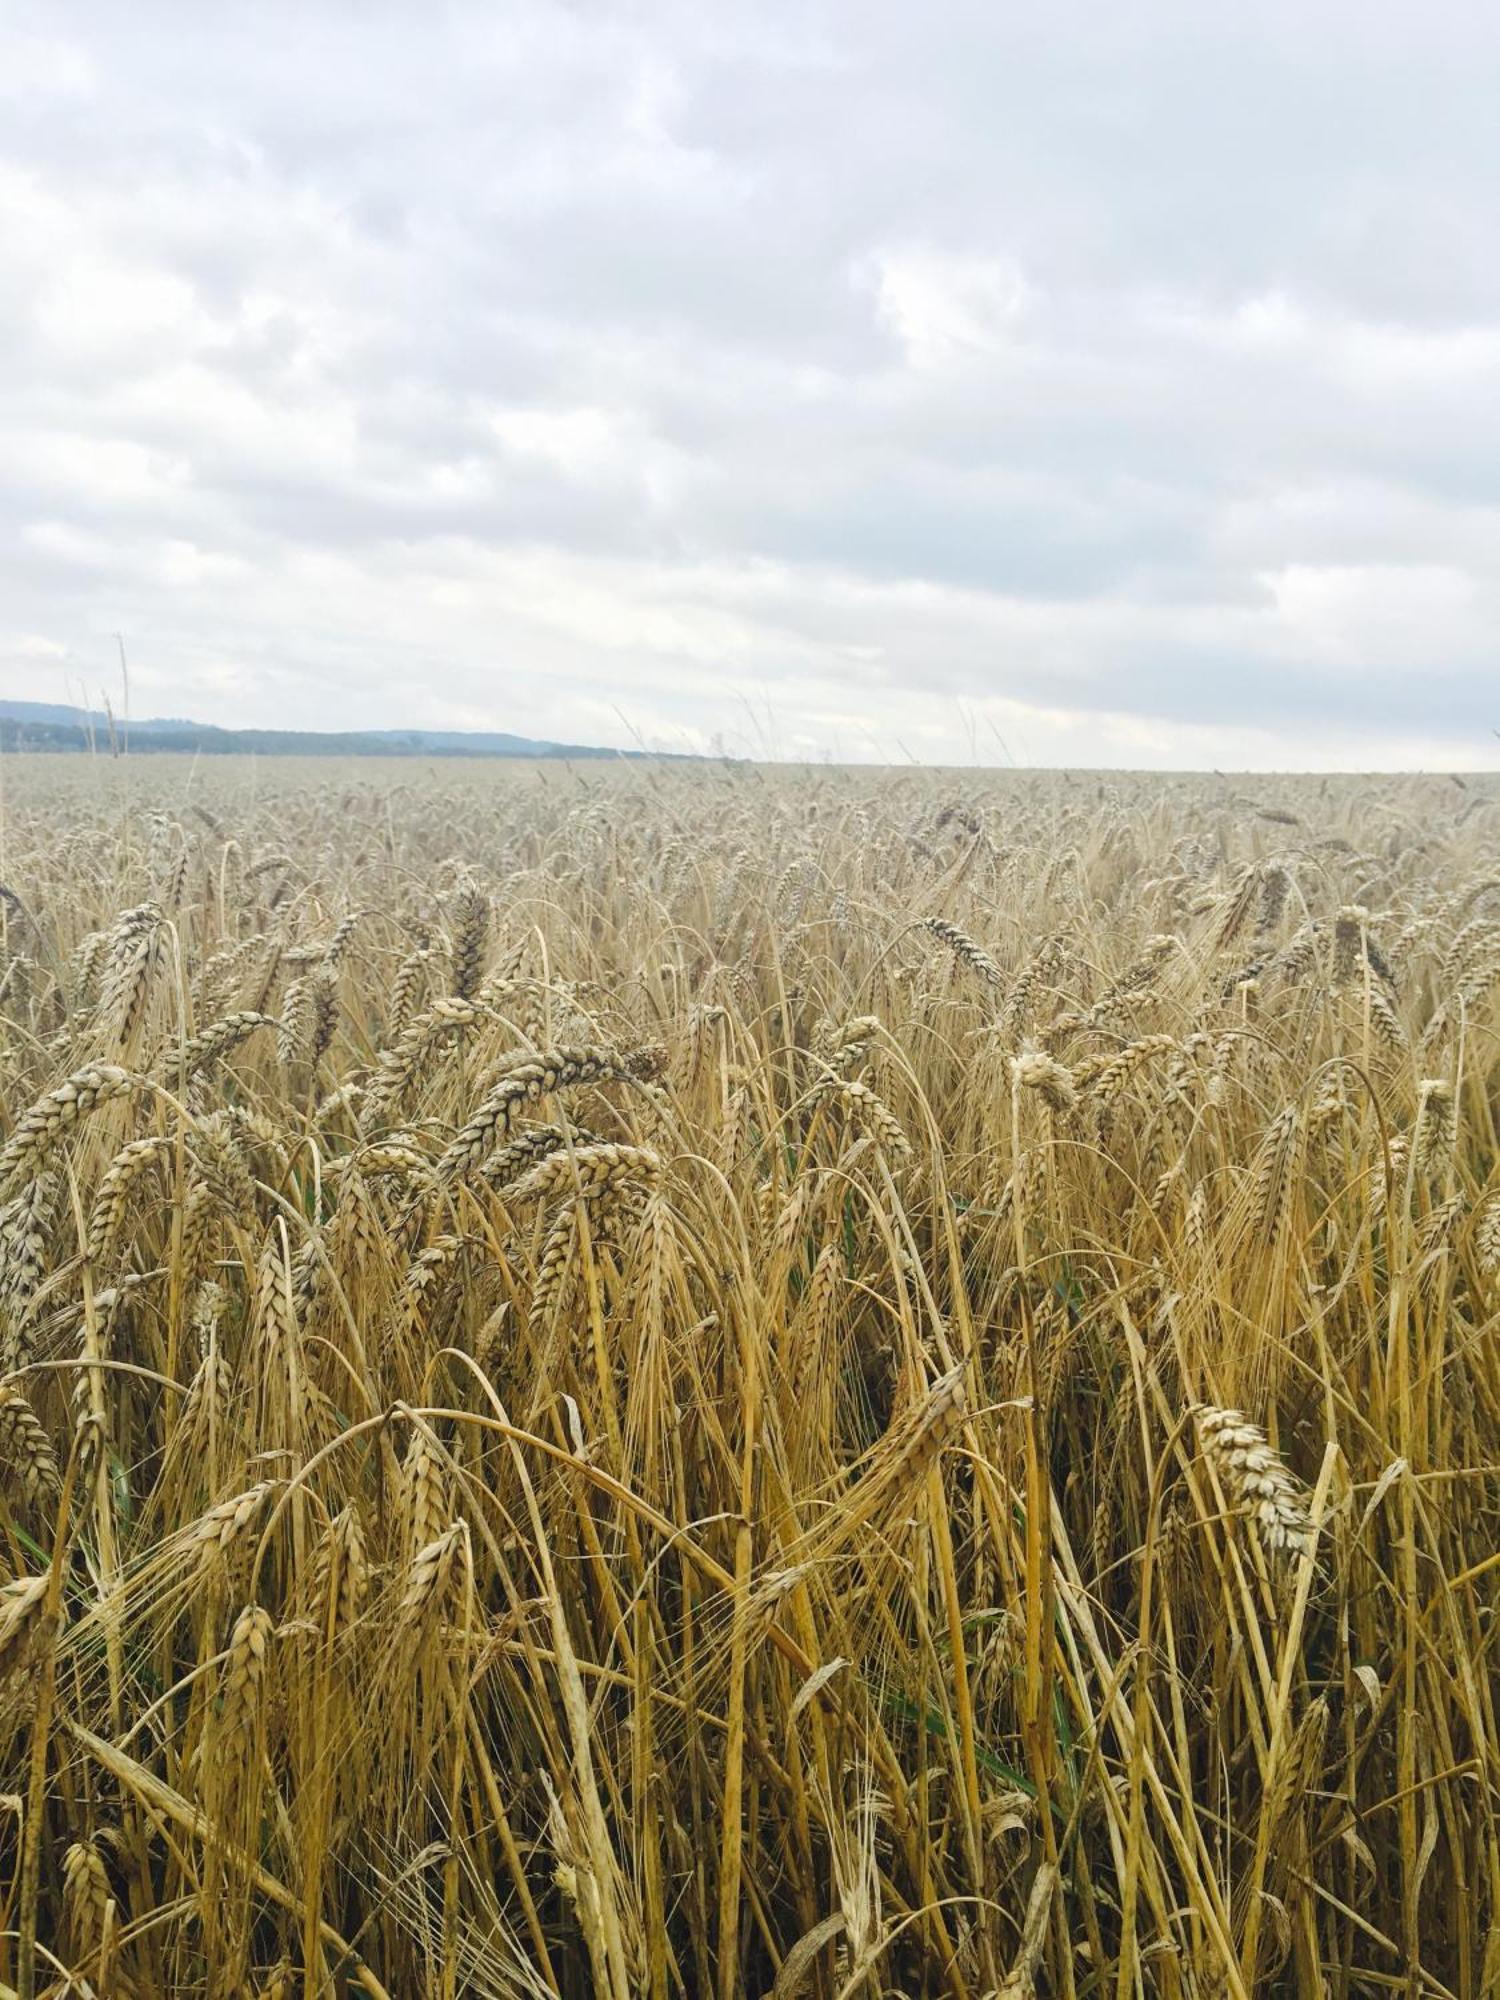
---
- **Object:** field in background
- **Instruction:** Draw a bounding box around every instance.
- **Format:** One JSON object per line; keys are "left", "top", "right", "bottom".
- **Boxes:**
{"left": 0, "top": 754, "right": 1496, "bottom": 1997}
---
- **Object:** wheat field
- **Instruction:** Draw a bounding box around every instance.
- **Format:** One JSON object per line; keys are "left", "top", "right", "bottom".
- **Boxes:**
{"left": 0, "top": 754, "right": 1496, "bottom": 1998}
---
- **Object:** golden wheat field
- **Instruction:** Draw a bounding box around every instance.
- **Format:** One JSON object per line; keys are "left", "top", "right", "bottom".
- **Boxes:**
{"left": 0, "top": 754, "right": 1496, "bottom": 1999}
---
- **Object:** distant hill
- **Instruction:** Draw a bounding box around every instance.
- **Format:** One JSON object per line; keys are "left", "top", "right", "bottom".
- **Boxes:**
{"left": 0, "top": 700, "right": 638, "bottom": 759}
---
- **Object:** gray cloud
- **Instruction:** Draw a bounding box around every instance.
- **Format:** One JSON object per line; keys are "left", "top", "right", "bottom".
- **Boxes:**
{"left": 2, "top": 0, "right": 1498, "bottom": 765}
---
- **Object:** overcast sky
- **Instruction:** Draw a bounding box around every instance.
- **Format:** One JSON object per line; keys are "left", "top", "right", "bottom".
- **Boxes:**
{"left": 3, "top": 3, "right": 1499, "bottom": 766}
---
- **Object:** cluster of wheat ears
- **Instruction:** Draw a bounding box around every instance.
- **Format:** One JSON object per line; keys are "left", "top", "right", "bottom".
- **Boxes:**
{"left": 0, "top": 755, "right": 1495, "bottom": 1999}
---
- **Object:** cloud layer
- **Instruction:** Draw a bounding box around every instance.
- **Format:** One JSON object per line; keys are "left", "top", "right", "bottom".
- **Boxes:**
{"left": 3, "top": 1, "right": 1499, "bottom": 765}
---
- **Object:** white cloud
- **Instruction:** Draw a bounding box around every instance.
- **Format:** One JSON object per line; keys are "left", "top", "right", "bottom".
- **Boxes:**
{"left": 1, "top": 0, "right": 1497, "bottom": 766}
{"left": 869, "top": 249, "right": 1034, "bottom": 369}
{"left": 0, "top": 28, "right": 96, "bottom": 101}
{"left": 1262, "top": 563, "right": 1487, "bottom": 669}
{"left": 3, "top": 632, "right": 68, "bottom": 661}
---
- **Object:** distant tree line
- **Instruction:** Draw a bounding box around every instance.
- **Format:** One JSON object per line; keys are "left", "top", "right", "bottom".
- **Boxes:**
{"left": 0, "top": 718, "right": 628, "bottom": 758}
